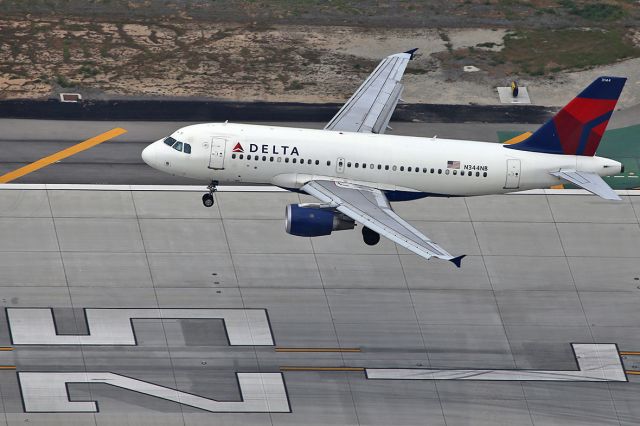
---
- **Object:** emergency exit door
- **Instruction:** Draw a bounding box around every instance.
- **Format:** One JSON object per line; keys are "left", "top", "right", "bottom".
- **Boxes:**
{"left": 209, "top": 137, "right": 227, "bottom": 169}
{"left": 504, "top": 159, "right": 521, "bottom": 189}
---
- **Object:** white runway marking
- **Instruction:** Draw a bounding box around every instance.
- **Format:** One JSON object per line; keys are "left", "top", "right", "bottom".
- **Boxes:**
{"left": 366, "top": 344, "right": 627, "bottom": 382}
{"left": 18, "top": 372, "right": 290, "bottom": 413}
{"left": 7, "top": 308, "right": 274, "bottom": 346}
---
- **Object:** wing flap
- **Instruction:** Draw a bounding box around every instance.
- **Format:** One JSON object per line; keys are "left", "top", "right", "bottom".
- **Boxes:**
{"left": 324, "top": 50, "right": 415, "bottom": 134}
{"left": 302, "top": 180, "right": 464, "bottom": 266}
{"left": 550, "top": 169, "right": 621, "bottom": 200}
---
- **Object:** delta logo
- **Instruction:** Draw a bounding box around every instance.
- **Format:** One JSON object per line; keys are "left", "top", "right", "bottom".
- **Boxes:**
{"left": 231, "top": 143, "right": 300, "bottom": 156}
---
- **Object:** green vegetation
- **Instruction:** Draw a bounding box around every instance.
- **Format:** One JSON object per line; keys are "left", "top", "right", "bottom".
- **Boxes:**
{"left": 558, "top": 0, "right": 625, "bottom": 21}
{"left": 285, "top": 80, "right": 304, "bottom": 91}
{"left": 62, "top": 40, "right": 71, "bottom": 63}
{"left": 54, "top": 75, "right": 75, "bottom": 87}
{"left": 496, "top": 28, "right": 640, "bottom": 75}
{"left": 78, "top": 63, "right": 99, "bottom": 78}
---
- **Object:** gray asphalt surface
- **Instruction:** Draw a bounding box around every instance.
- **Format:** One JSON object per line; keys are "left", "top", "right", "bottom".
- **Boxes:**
{"left": 2, "top": 101, "right": 636, "bottom": 185}
{"left": 0, "top": 119, "right": 531, "bottom": 184}
{"left": 1, "top": 189, "right": 640, "bottom": 425}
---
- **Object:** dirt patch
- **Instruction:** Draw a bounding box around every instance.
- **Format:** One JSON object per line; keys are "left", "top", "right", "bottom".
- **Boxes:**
{"left": 0, "top": 16, "right": 639, "bottom": 107}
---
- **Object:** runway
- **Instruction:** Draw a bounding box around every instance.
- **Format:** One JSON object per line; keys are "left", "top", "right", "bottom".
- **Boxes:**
{"left": 1, "top": 187, "right": 640, "bottom": 425}
{"left": 0, "top": 119, "right": 531, "bottom": 184}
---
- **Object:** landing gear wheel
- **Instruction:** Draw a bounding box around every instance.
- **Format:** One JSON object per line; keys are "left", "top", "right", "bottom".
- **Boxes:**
{"left": 362, "top": 227, "right": 380, "bottom": 246}
{"left": 202, "top": 180, "right": 219, "bottom": 208}
{"left": 202, "top": 193, "right": 214, "bottom": 207}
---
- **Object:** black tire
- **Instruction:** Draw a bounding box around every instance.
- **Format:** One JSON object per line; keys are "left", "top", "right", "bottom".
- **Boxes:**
{"left": 202, "top": 193, "right": 214, "bottom": 207}
{"left": 362, "top": 227, "right": 380, "bottom": 246}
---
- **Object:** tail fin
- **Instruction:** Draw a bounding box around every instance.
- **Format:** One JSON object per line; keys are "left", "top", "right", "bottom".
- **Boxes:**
{"left": 506, "top": 76, "right": 626, "bottom": 156}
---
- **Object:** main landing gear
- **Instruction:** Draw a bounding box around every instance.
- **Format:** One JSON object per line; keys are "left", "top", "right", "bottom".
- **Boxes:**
{"left": 202, "top": 180, "right": 218, "bottom": 207}
{"left": 362, "top": 226, "right": 380, "bottom": 246}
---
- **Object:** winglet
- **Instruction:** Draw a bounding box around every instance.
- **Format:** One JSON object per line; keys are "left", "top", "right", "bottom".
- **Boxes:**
{"left": 449, "top": 255, "right": 466, "bottom": 268}
{"left": 404, "top": 48, "right": 418, "bottom": 60}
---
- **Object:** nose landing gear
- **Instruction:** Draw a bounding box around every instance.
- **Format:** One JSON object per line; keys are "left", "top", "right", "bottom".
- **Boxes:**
{"left": 362, "top": 226, "right": 380, "bottom": 246}
{"left": 202, "top": 180, "right": 218, "bottom": 208}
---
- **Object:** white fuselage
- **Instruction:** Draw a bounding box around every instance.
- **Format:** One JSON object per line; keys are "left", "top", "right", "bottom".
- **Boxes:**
{"left": 142, "top": 122, "right": 622, "bottom": 197}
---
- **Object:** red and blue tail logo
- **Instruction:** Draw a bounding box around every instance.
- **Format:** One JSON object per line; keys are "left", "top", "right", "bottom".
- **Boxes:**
{"left": 506, "top": 76, "right": 626, "bottom": 156}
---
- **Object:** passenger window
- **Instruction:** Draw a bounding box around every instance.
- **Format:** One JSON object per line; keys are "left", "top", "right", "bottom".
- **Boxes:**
{"left": 415, "top": 167, "right": 419, "bottom": 173}
{"left": 445, "top": 169, "right": 450, "bottom": 175}
{"left": 370, "top": 164, "right": 374, "bottom": 169}
{"left": 392, "top": 166, "right": 397, "bottom": 171}
{"left": 247, "top": 155, "right": 251, "bottom": 160}
{"left": 172, "top": 141, "right": 183, "bottom": 152}
{"left": 407, "top": 167, "right": 412, "bottom": 172}
{"left": 362, "top": 163, "right": 366, "bottom": 168}
{"left": 270, "top": 156, "right": 274, "bottom": 162}
{"left": 453, "top": 170, "right": 457, "bottom": 175}
{"left": 385, "top": 165, "right": 389, "bottom": 170}
{"left": 378, "top": 165, "right": 382, "bottom": 170}
{"left": 438, "top": 169, "right": 442, "bottom": 174}
{"left": 423, "top": 168, "right": 427, "bottom": 173}
{"left": 308, "top": 159, "right": 312, "bottom": 165}
{"left": 164, "top": 137, "right": 176, "bottom": 146}
{"left": 327, "top": 161, "right": 331, "bottom": 166}
{"left": 483, "top": 172, "right": 487, "bottom": 177}
{"left": 476, "top": 172, "right": 480, "bottom": 177}
{"left": 239, "top": 154, "right": 243, "bottom": 159}
{"left": 355, "top": 163, "right": 359, "bottom": 168}
{"left": 315, "top": 160, "right": 320, "bottom": 165}
{"left": 300, "top": 158, "right": 304, "bottom": 164}
{"left": 430, "top": 168, "right": 434, "bottom": 173}
{"left": 232, "top": 153, "right": 236, "bottom": 159}
{"left": 285, "top": 158, "right": 289, "bottom": 163}
{"left": 262, "top": 156, "right": 266, "bottom": 161}
{"left": 400, "top": 166, "right": 404, "bottom": 171}
{"left": 277, "top": 157, "right": 282, "bottom": 162}
{"left": 293, "top": 158, "right": 297, "bottom": 163}
{"left": 184, "top": 144, "right": 191, "bottom": 154}
{"left": 347, "top": 162, "right": 351, "bottom": 167}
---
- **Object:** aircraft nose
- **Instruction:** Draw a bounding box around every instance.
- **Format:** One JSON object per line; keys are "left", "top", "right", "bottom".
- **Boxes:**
{"left": 141, "top": 143, "right": 157, "bottom": 167}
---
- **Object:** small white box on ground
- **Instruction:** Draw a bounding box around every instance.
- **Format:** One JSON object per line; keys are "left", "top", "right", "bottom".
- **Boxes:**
{"left": 59, "top": 93, "right": 82, "bottom": 102}
{"left": 497, "top": 86, "right": 531, "bottom": 104}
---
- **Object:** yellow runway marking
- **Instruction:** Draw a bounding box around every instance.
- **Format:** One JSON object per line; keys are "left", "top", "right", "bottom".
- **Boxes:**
{"left": 280, "top": 367, "right": 364, "bottom": 372}
{"left": 503, "top": 132, "right": 532, "bottom": 145}
{"left": 0, "top": 347, "right": 13, "bottom": 351}
{"left": 0, "top": 366, "right": 16, "bottom": 370}
{"left": 275, "top": 347, "right": 361, "bottom": 353}
{"left": 0, "top": 127, "right": 127, "bottom": 183}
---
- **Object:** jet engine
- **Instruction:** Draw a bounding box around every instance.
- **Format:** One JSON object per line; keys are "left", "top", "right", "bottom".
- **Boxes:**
{"left": 285, "top": 204, "right": 355, "bottom": 237}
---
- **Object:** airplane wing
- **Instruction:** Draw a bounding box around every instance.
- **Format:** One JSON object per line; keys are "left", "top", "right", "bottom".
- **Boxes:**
{"left": 323, "top": 49, "right": 417, "bottom": 134}
{"left": 302, "top": 180, "right": 465, "bottom": 267}
{"left": 550, "top": 169, "right": 621, "bottom": 201}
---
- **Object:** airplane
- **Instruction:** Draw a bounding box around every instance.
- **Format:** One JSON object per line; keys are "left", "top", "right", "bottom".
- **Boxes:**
{"left": 141, "top": 49, "right": 626, "bottom": 268}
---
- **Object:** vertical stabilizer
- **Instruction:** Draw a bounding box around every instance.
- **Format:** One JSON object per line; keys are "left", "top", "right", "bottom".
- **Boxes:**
{"left": 506, "top": 77, "right": 626, "bottom": 156}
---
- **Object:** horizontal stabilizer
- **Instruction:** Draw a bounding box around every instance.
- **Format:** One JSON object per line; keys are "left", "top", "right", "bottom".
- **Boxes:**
{"left": 449, "top": 255, "right": 466, "bottom": 268}
{"left": 550, "top": 170, "right": 621, "bottom": 201}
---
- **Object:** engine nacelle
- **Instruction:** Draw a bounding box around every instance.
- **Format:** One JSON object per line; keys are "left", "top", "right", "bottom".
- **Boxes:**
{"left": 285, "top": 204, "right": 355, "bottom": 237}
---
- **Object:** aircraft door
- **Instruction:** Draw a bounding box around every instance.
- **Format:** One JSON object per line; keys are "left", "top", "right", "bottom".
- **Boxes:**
{"left": 209, "top": 137, "right": 227, "bottom": 169}
{"left": 504, "top": 159, "right": 521, "bottom": 189}
{"left": 336, "top": 157, "right": 345, "bottom": 174}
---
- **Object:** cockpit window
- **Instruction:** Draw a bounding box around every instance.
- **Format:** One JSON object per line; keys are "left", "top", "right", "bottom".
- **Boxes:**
{"left": 172, "top": 141, "right": 183, "bottom": 152}
{"left": 164, "top": 137, "right": 177, "bottom": 146}
{"left": 184, "top": 143, "right": 191, "bottom": 154}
